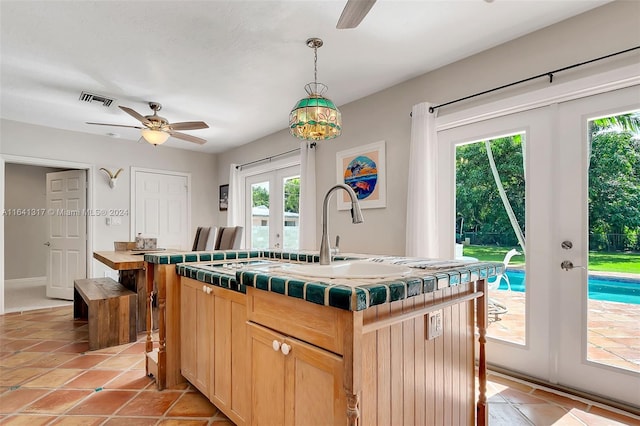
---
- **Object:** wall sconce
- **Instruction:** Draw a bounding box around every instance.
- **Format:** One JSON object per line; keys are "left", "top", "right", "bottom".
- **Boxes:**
{"left": 100, "top": 168, "right": 123, "bottom": 189}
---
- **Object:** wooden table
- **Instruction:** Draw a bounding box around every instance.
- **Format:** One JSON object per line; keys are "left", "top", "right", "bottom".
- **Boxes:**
{"left": 93, "top": 250, "right": 162, "bottom": 332}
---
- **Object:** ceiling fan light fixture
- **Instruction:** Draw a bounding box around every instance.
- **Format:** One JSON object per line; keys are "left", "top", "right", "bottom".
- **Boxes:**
{"left": 289, "top": 38, "right": 342, "bottom": 141}
{"left": 141, "top": 128, "right": 170, "bottom": 145}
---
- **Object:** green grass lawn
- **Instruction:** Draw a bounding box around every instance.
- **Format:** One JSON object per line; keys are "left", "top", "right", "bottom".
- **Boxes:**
{"left": 462, "top": 245, "right": 640, "bottom": 274}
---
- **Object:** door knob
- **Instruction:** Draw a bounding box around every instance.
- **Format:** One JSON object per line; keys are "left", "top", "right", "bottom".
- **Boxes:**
{"left": 44, "top": 241, "right": 51, "bottom": 247}
{"left": 272, "top": 340, "right": 281, "bottom": 351}
{"left": 561, "top": 260, "right": 586, "bottom": 271}
{"left": 280, "top": 343, "right": 291, "bottom": 355}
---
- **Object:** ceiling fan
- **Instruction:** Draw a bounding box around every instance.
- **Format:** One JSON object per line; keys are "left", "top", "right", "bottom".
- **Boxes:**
{"left": 336, "top": 0, "right": 376, "bottom": 29}
{"left": 87, "top": 102, "right": 209, "bottom": 145}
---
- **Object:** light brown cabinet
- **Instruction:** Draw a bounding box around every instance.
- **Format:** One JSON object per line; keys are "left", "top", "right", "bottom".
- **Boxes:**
{"left": 180, "top": 279, "right": 213, "bottom": 395}
{"left": 180, "top": 277, "right": 249, "bottom": 426}
{"left": 248, "top": 322, "right": 346, "bottom": 426}
{"left": 170, "top": 268, "right": 488, "bottom": 426}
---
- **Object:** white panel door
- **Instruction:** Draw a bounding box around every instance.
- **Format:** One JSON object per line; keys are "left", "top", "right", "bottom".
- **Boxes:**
{"left": 134, "top": 170, "right": 189, "bottom": 250}
{"left": 46, "top": 169, "right": 87, "bottom": 300}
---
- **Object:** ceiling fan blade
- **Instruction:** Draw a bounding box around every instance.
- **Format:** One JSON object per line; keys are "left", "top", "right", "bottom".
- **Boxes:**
{"left": 169, "top": 121, "right": 209, "bottom": 131}
{"left": 169, "top": 131, "right": 207, "bottom": 145}
{"left": 86, "top": 122, "right": 143, "bottom": 130}
{"left": 337, "top": 0, "right": 376, "bottom": 29}
{"left": 118, "top": 106, "right": 152, "bottom": 126}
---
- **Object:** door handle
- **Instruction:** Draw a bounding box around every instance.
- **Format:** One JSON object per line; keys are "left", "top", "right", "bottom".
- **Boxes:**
{"left": 561, "top": 260, "right": 586, "bottom": 271}
{"left": 44, "top": 241, "right": 51, "bottom": 247}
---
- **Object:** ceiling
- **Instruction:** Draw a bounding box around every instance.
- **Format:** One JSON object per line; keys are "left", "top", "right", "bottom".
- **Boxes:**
{"left": 0, "top": 0, "right": 609, "bottom": 154}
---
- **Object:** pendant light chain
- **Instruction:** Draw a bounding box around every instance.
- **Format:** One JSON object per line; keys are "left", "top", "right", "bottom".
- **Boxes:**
{"left": 313, "top": 45, "right": 318, "bottom": 86}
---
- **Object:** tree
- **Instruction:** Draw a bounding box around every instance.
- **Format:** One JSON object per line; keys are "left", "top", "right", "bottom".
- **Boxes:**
{"left": 251, "top": 178, "right": 300, "bottom": 213}
{"left": 456, "top": 136, "right": 525, "bottom": 245}
{"left": 252, "top": 185, "right": 269, "bottom": 208}
{"left": 284, "top": 178, "right": 300, "bottom": 213}
{"left": 589, "top": 128, "right": 640, "bottom": 250}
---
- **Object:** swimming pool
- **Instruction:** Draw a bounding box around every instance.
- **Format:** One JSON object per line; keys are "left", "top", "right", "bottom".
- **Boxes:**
{"left": 490, "top": 270, "right": 640, "bottom": 305}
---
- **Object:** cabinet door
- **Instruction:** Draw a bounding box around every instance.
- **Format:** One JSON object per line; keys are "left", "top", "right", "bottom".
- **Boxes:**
{"left": 249, "top": 323, "right": 286, "bottom": 426}
{"left": 181, "top": 280, "right": 213, "bottom": 396}
{"left": 195, "top": 284, "right": 213, "bottom": 394}
{"left": 284, "top": 336, "right": 346, "bottom": 426}
{"left": 180, "top": 281, "right": 197, "bottom": 384}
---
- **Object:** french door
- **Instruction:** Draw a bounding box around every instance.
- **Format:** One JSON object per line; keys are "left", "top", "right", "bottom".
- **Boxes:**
{"left": 439, "top": 107, "right": 552, "bottom": 379}
{"left": 438, "top": 86, "right": 639, "bottom": 407}
{"left": 553, "top": 87, "right": 639, "bottom": 404}
{"left": 244, "top": 165, "right": 300, "bottom": 251}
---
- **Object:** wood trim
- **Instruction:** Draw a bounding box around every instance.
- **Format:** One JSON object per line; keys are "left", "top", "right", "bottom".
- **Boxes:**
{"left": 476, "top": 278, "right": 488, "bottom": 426}
{"left": 362, "top": 291, "right": 483, "bottom": 334}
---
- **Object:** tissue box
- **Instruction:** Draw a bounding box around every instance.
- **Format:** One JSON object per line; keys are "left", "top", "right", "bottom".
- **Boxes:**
{"left": 135, "top": 236, "right": 157, "bottom": 250}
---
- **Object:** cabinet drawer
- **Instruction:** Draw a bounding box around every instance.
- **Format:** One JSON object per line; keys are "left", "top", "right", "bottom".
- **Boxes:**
{"left": 246, "top": 287, "right": 349, "bottom": 355}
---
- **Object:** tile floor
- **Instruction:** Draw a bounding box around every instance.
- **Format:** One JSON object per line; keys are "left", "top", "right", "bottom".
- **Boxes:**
{"left": 1, "top": 306, "right": 638, "bottom": 425}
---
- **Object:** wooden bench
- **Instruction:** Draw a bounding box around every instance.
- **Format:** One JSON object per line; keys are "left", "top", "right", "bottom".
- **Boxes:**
{"left": 74, "top": 277, "right": 137, "bottom": 350}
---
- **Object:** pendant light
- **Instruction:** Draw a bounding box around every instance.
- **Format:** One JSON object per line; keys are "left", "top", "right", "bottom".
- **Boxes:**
{"left": 289, "top": 38, "right": 342, "bottom": 141}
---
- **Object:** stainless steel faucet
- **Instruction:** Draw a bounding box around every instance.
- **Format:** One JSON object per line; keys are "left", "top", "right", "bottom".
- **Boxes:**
{"left": 319, "top": 184, "right": 364, "bottom": 265}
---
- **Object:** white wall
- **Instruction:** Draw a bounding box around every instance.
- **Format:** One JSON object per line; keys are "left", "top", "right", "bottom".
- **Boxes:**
{"left": 1, "top": 120, "right": 218, "bottom": 282}
{"left": 4, "top": 164, "right": 65, "bottom": 279}
{"left": 216, "top": 0, "right": 640, "bottom": 256}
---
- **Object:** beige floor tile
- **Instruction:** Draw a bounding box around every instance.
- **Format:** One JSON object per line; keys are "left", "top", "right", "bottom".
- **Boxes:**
{"left": 21, "top": 369, "right": 84, "bottom": 388}
{"left": 0, "top": 388, "right": 50, "bottom": 413}
{"left": 23, "top": 389, "right": 92, "bottom": 414}
{"left": 1, "top": 414, "right": 57, "bottom": 425}
{"left": 0, "top": 367, "right": 49, "bottom": 387}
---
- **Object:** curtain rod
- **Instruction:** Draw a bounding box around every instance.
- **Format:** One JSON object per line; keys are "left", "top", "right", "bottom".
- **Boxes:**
{"left": 428, "top": 45, "right": 640, "bottom": 114}
{"left": 235, "top": 142, "right": 316, "bottom": 170}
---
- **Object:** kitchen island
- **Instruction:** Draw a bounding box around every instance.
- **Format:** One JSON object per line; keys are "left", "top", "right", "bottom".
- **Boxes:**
{"left": 144, "top": 250, "right": 500, "bottom": 426}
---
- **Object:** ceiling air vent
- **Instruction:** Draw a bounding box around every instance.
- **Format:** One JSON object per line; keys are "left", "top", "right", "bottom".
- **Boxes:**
{"left": 79, "top": 91, "right": 115, "bottom": 107}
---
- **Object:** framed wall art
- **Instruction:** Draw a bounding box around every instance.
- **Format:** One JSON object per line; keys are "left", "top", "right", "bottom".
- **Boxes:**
{"left": 336, "top": 140, "right": 386, "bottom": 210}
{"left": 219, "top": 184, "right": 229, "bottom": 211}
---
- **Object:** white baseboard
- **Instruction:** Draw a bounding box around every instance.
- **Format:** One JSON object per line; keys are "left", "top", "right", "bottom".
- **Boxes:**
{"left": 4, "top": 276, "right": 47, "bottom": 289}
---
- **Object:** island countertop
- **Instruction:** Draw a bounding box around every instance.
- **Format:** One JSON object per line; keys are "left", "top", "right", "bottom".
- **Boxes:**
{"left": 143, "top": 249, "right": 495, "bottom": 424}
{"left": 145, "top": 250, "right": 502, "bottom": 311}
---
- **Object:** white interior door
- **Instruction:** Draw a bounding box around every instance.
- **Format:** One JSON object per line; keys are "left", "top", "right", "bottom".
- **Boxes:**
{"left": 46, "top": 169, "right": 87, "bottom": 300}
{"left": 553, "top": 87, "right": 639, "bottom": 406}
{"left": 133, "top": 170, "right": 190, "bottom": 250}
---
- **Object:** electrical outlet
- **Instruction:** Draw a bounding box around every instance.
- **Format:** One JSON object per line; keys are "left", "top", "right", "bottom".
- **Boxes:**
{"left": 426, "top": 309, "right": 443, "bottom": 340}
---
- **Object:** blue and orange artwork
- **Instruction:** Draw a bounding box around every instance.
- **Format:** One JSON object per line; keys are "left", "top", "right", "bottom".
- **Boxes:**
{"left": 343, "top": 154, "right": 378, "bottom": 200}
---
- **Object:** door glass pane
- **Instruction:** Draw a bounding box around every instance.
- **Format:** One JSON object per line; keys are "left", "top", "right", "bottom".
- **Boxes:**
{"left": 282, "top": 175, "right": 300, "bottom": 251}
{"left": 456, "top": 133, "right": 526, "bottom": 344}
{"left": 586, "top": 111, "right": 640, "bottom": 371}
{"left": 250, "top": 181, "right": 270, "bottom": 250}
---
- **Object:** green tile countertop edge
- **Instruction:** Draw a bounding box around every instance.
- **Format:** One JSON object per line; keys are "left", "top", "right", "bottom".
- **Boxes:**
{"left": 167, "top": 250, "right": 503, "bottom": 311}
{"left": 237, "top": 259, "right": 502, "bottom": 311}
{"left": 144, "top": 249, "right": 352, "bottom": 265}
{"left": 177, "top": 263, "right": 246, "bottom": 293}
